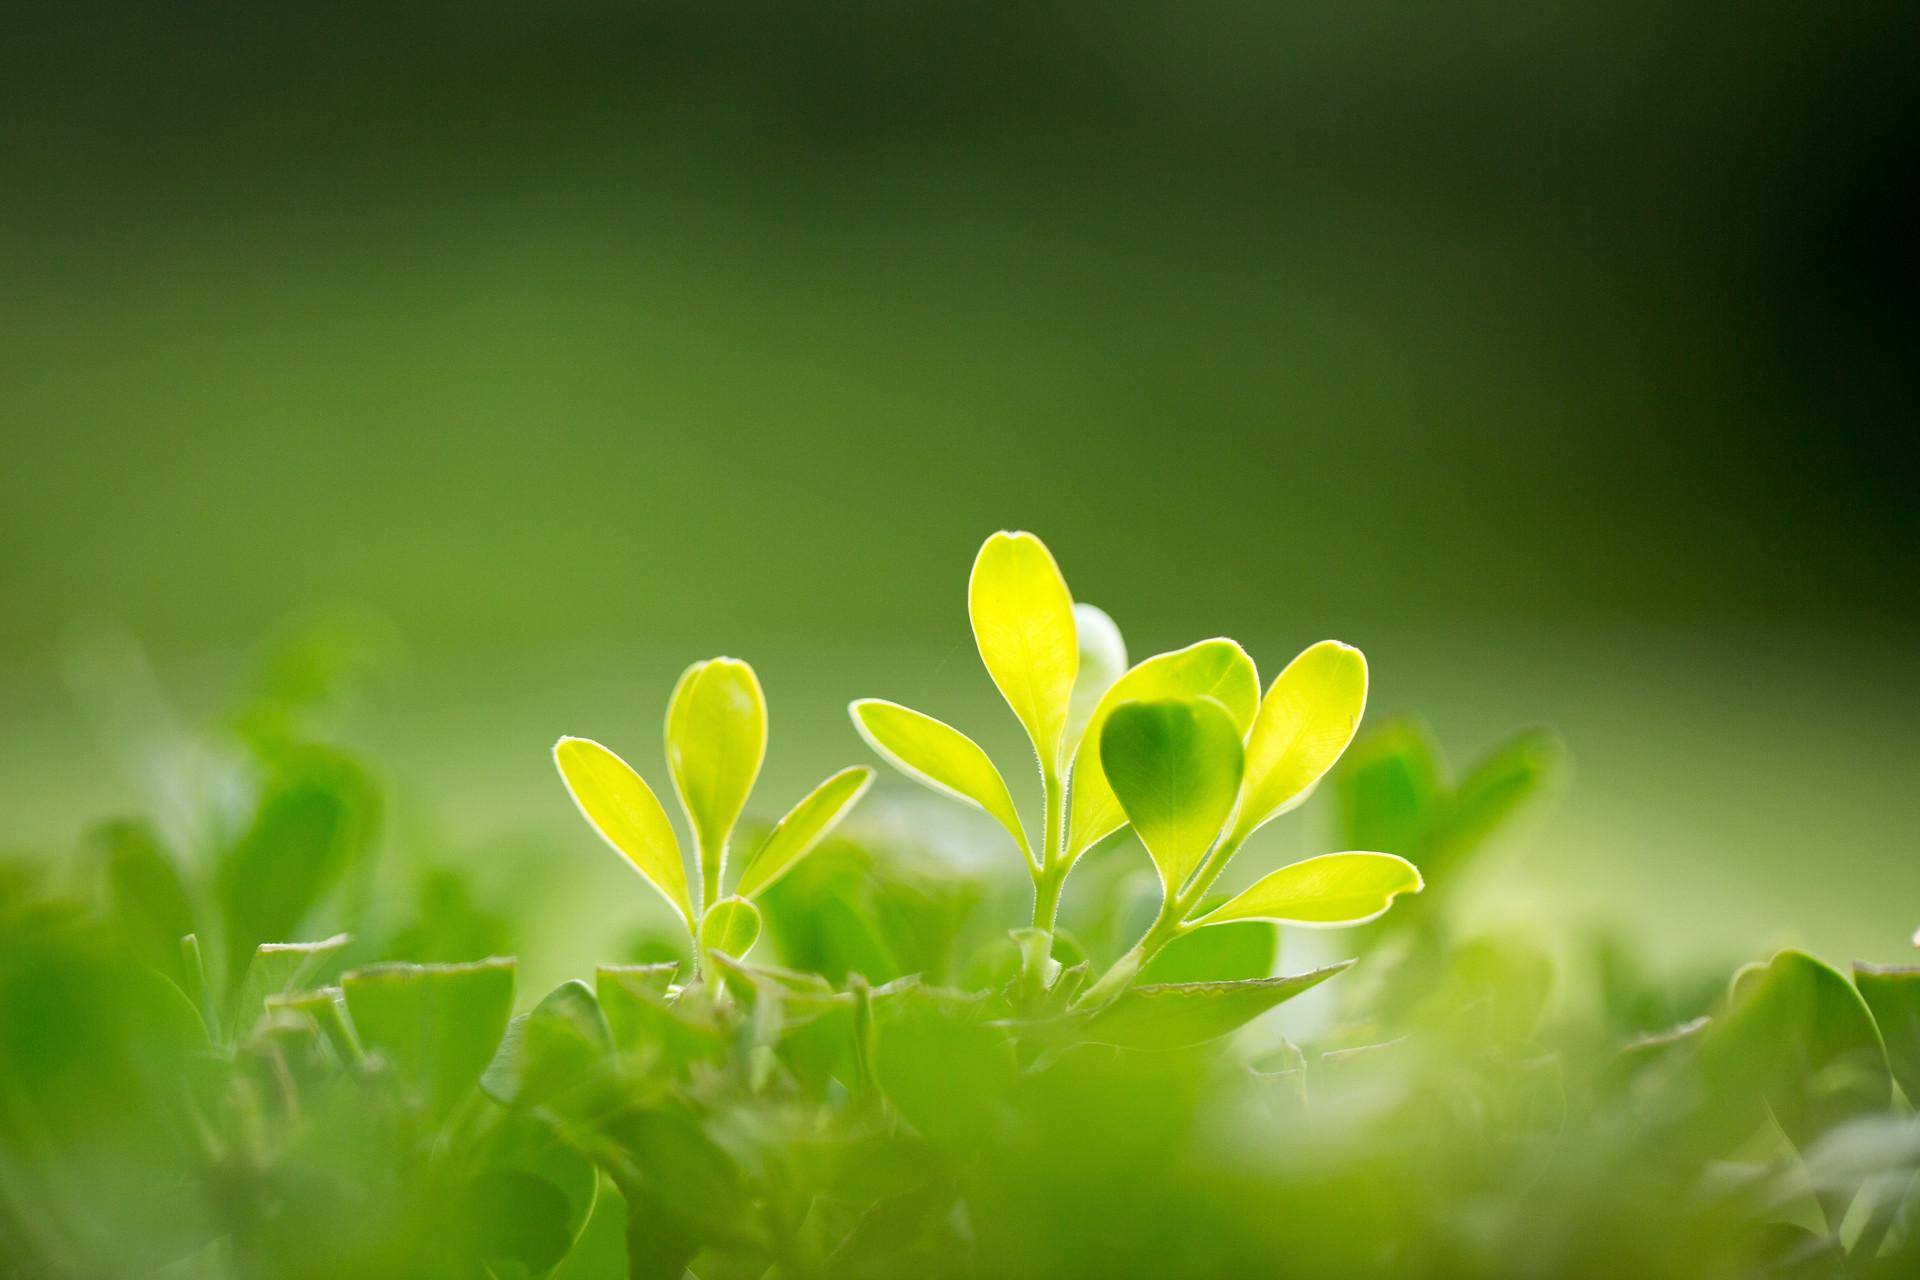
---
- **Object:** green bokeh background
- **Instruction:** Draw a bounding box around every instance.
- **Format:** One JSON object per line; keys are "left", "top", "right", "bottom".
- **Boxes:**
{"left": 4, "top": 4, "right": 1915, "bottom": 985}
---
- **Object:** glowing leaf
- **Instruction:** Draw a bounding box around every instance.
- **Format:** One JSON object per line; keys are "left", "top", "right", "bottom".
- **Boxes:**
{"left": 850, "top": 699, "right": 1031, "bottom": 862}
{"left": 735, "top": 766, "right": 874, "bottom": 899}
{"left": 1099, "top": 698, "right": 1244, "bottom": 894}
{"left": 664, "top": 657, "right": 767, "bottom": 900}
{"left": 1065, "top": 639, "right": 1259, "bottom": 860}
{"left": 1231, "top": 641, "right": 1368, "bottom": 841}
{"left": 1063, "top": 603, "right": 1127, "bottom": 760}
{"left": 553, "top": 736, "right": 692, "bottom": 926}
{"left": 968, "top": 531, "right": 1078, "bottom": 769}
{"left": 1194, "top": 851, "right": 1422, "bottom": 928}
{"left": 699, "top": 896, "right": 762, "bottom": 960}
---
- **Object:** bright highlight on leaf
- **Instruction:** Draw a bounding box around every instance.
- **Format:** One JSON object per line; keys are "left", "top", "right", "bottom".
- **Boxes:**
{"left": 1099, "top": 698, "right": 1244, "bottom": 894}
{"left": 1194, "top": 851, "right": 1422, "bottom": 928}
{"left": 1230, "top": 640, "right": 1368, "bottom": 842}
{"left": 1066, "top": 638, "right": 1259, "bottom": 860}
{"left": 735, "top": 765, "right": 874, "bottom": 899}
{"left": 969, "top": 531, "right": 1079, "bottom": 770}
{"left": 553, "top": 736, "right": 693, "bottom": 926}
{"left": 699, "top": 896, "right": 762, "bottom": 960}
{"left": 850, "top": 698, "right": 1032, "bottom": 862}
{"left": 665, "top": 657, "right": 767, "bottom": 900}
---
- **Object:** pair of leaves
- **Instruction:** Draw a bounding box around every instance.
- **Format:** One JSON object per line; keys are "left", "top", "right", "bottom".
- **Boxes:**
{"left": 555, "top": 657, "right": 873, "bottom": 940}
{"left": 1093, "top": 642, "right": 1419, "bottom": 927}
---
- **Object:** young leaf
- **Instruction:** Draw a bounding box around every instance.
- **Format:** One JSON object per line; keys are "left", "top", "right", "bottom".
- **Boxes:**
{"left": 664, "top": 657, "right": 767, "bottom": 902}
{"left": 968, "top": 531, "right": 1079, "bottom": 769}
{"left": 554, "top": 736, "right": 694, "bottom": 927}
{"left": 342, "top": 957, "right": 516, "bottom": 1115}
{"left": 1063, "top": 603, "right": 1127, "bottom": 760}
{"left": 699, "top": 895, "right": 762, "bottom": 960}
{"left": 1229, "top": 640, "right": 1368, "bottom": 842}
{"left": 1084, "top": 962, "right": 1353, "bottom": 1049}
{"left": 849, "top": 699, "right": 1032, "bottom": 862}
{"left": 734, "top": 765, "right": 873, "bottom": 899}
{"left": 1852, "top": 964, "right": 1920, "bottom": 1108}
{"left": 1334, "top": 718, "right": 1444, "bottom": 858}
{"left": 1099, "top": 698, "right": 1245, "bottom": 895}
{"left": 1193, "top": 851, "right": 1423, "bottom": 928}
{"left": 1065, "top": 638, "right": 1260, "bottom": 861}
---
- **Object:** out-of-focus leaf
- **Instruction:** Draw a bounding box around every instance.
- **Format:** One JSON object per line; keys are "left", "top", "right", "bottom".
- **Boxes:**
{"left": 1230, "top": 640, "right": 1367, "bottom": 841}
{"left": 1084, "top": 963, "right": 1353, "bottom": 1049}
{"left": 1063, "top": 602, "right": 1127, "bottom": 761}
{"left": 1853, "top": 963, "right": 1920, "bottom": 1106}
{"left": 1066, "top": 638, "right": 1260, "bottom": 861}
{"left": 1195, "top": 852, "right": 1422, "bottom": 928}
{"left": 1701, "top": 950, "right": 1891, "bottom": 1154}
{"left": 459, "top": 1169, "right": 575, "bottom": 1274}
{"left": 1099, "top": 698, "right": 1243, "bottom": 894}
{"left": 872, "top": 987, "right": 1015, "bottom": 1150}
{"left": 1435, "top": 729, "right": 1563, "bottom": 864}
{"left": 264, "top": 986, "right": 358, "bottom": 1060}
{"left": 341, "top": 957, "right": 515, "bottom": 1115}
{"left": 850, "top": 699, "right": 1030, "bottom": 862}
{"left": 613, "top": 1109, "right": 752, "bottom": 1249}
{"left": 735, "top": 766, "right": 873, "bottom": 899}
{"left": 215, "top": 745, "right": 376, "bottom": 982}
{"left": 482, "top": 979, "right": 612, "bottom": 1108}
{"left": 231, "top": 932, "right": 351, "bottom": 1035}
{"left": 1138, "top": 919, "right": 1276, "bottom": 985}
{"left": 968, "top": 530, "right": 1078, "bottom": 769}
{"left": 699, "top": 895, "right": 762, "bottom": 961}
{"left": 92, "top": 820, "right": 193, "bottom": 978}
{"left": 597, "top": 964, "right": 730, "bottom": 1066}
{"left": 1334, "top": 719, "right": 1444, "bottom": 858}
{"left": 664, "top": 657, "right": 766, "bottom": 902}
{"left": 553, "top": 737, "right": 693, "bottom": 927}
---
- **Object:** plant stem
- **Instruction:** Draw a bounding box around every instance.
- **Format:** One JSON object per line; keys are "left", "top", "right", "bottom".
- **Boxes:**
{"left": 1030, "top": 762, "right": 1066, "bottom": 930}
{"left": 1073, "top": 830, "right": 1249, "bottom": 1012}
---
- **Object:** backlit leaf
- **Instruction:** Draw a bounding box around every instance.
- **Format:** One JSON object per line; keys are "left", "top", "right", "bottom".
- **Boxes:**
{"left": 735, "top": 765, "right": 873, "bottom": 899}
{"left": 554, "top": 736, "right": 693, "bottom": 926}
{"left": 664, "top": 657, "right": 767, "bottom": 901}
{"left": 968, "top": 531, "right": 1078, "bottom": 769}
{"left": 1066, "top": 638, "right": 1259, "bottom": 861}
{"left": 850, "top": 699, "right": 1031, "bottom": 862}
{"left": 1230, "top": 640, "right": 1368, "bottom": 842}
{"left": 1194, "top": 851, "right": 1422, "bottom": 928}
{"left": 1099, "top": 698, "right": 1244, "bottom": 895}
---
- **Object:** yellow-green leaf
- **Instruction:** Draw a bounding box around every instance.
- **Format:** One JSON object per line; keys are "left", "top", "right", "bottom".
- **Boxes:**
{"left": 1099, "top": 698, "right": 1244, "bottom": 895}
{"left": 553, "top": 736, "right": 693, "bottom": 926}
{"left": 1193, "top": 851, "right": 1422, "bottom": 928}
{"left": 1065, "top": 638, "right": 1259, "bottom": 861}
{"left": 664, "top": 657, "right": 767, "bottom": 901}
{"left": 1229, "top": 640, "right": 1368, "bottom": 842}
{"left": 1063, "top": 602, "right": 1127, "bottom": 760}
{"left": 968, "top": 531, "right": 1078, "bottom": 770}
{"left": 850, "top": 699, "right": 1031, "bottom": 863}
{"left": 699, "top": 896, "right": 762, "bottom": 960}
{"left": 735, "top": 766, "right": 874, "bottom": 899}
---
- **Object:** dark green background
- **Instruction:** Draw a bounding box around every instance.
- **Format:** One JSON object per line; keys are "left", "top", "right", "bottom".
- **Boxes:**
{"left": 4, "top": 4, "right": 1915, "bottom": 983}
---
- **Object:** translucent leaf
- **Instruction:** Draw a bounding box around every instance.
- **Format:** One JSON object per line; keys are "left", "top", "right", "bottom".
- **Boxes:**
{"left": 1065, "top": 638, "right": 1260, "bottom": 861}
{"left": 1138, "top": 919, "right": 1276, "bottom": 985}
{"left": 1334, "top": 718, "right": 1444, "bottom": 857}
{"left": 664, "top": 657, "right": 767, "bottom": 900}
{"left": 1194, "top": 851, "right": 1423, "bottom": 928}
{"left": 1063, "top": 603, "right": 1127, "bottom": 761}
{"left": 1851, "top": 964, "right": 1920, "bottom": 1110}
{"left": 1099, "top": 698, "right": 1244, "bottom": 895}
{"left": 699, "top": 895, "right": 762, "bottom": 961}
{"left": 968, "top": 531, "right": 1078, "bottom": 769}
{"left": 554, "top": 736, "right": 693, "bottom": 926}
{"left": 1083, "top": 962, "right": 1352, "bottom": 1049}
{"left": 341, "top": 957, "right": 516, "bottom": 1115}
{"left": 1230, "top": 640, "right": 1368, "bottom": 842}
{"left": 850, "top": 699, "right": 1031, "bottom": 862}
{"left": 735, "top": 765, "right": 873, "bottom": 899}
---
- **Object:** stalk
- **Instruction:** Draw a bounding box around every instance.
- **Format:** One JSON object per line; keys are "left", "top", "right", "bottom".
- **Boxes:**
{"left": 1074, "top": 829, "right": 1249, "bottom": 1012}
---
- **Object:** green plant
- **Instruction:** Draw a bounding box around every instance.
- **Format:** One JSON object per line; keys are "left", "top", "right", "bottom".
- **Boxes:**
{"left": 554, "top": 656, "right": 873, "bottom": 974}
{"left": 850, "top": 530, "right": 1422, "bottom": 1010}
